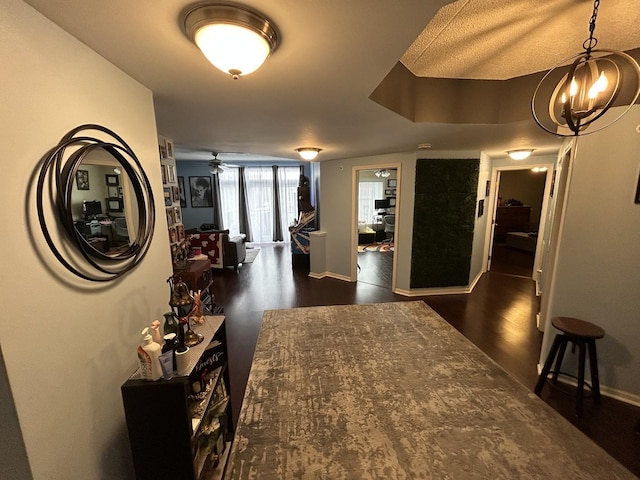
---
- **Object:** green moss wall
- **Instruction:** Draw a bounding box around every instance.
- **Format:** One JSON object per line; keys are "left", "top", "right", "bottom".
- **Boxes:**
{"left": 410, "top": 158, "right": 479, "bottom": 288}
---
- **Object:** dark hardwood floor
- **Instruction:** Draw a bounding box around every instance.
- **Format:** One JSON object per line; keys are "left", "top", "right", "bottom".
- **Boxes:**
{"left": 210, "top": 243, "right": 640, "bottom": 477}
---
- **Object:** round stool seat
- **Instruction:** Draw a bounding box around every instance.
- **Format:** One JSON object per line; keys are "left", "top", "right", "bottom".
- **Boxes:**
{"left": 552, "top": 316, "right": 605, "bottom": 339}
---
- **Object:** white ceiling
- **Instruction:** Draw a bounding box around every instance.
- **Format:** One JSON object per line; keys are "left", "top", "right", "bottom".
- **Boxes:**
{"left": 23, "top": 0, "right": 640, "bottom": 162}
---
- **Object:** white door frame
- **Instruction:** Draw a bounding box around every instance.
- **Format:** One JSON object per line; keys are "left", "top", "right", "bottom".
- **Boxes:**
{"left": 351, "top": 163, "right": 401, "bottom": 291}
{"left": 484, "top": 161, "right": 556, "bottom": 281}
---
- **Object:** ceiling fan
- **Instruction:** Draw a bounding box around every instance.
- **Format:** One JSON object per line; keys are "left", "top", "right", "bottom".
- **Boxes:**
{"left": 208, "top": 153, "right": 238, "bottom": 175}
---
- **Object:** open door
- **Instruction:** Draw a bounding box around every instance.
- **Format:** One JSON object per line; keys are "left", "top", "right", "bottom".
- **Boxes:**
{"left": 487, "top": 167, "right": 550, "bottom": 278}
{"left": 353, "top": 166, "right": 399, "bottom": 290}
{"left": 536, "top": 141, "right": 574, "bottom": 331}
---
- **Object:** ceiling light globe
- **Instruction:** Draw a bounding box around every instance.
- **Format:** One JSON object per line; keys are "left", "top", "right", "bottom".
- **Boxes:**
{"left": 295, "top": 148, "right": 321, "bottom": 161}
{"left": 507, "top": 150, "right": 534, "bottom": 161}
{"left": 195, "top": 23, "right": 270, "bottom": 77}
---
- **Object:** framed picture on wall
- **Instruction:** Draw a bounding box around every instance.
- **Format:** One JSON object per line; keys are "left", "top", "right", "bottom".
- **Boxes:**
{"left": 174, "top": 207, "right": 182, "bottom": 224}
{"left": 166, "top": 140, "right": 174, "bottom": 159}
{"left": 387, "top": 179, "right": 397, "bottom": 187}
{"left": 385, "top": 189, "right": 393, "bottom": 195}
{"left": 189, "top": 176, "right": 213, "bottom": 208}
{"left": 76, "top": 170, "right": 89, "bottom": 190}
{"left": 166, "top": 208, "right": 175, "bottom": 227}
{"left": 172, "top": 186, "right": 180, "bottom": 203}
{"left": 163, "top": 187, "right": 172, "bottom": 206}
{"left": 389, "top": 197, "right": 396, "bottom": 207}
{"left": 167, "top": 164, "right": 176, "bottom": 183}
{"left": 105, "top": 174, "right": 119, "bottom": 186}
{"left": 169, "top": 226, "right": 177, "bottom": 244}
{"left": 107, "top": 197, "right": 123, "bottom": 212}
{"left": 108, "top": 185, "right": 118, "bottom": 197}
{"left": 178, "top": 176, "right": 187, "bottom": 207}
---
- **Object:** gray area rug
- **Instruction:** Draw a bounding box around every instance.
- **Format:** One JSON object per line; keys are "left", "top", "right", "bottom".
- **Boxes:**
{"left": 226, "top": 301, "right": 636, "bottom": 479}
{"left": 243, "top": 248, "right": 260, "bottom": 263}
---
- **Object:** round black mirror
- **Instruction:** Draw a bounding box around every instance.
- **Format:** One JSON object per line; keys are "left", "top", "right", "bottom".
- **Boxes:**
{"left": 37, "top": 124, "right": 155, "bottom": 281}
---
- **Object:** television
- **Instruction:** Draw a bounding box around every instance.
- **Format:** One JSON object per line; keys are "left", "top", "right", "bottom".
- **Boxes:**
{"left": 83, "top": 200, "right": 102, "bottom": 219}
{"left": 374, "top": 199, "right": 390, "bottom": 210}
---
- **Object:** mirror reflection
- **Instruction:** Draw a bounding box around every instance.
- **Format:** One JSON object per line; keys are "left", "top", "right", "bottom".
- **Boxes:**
{"left": 71, "top": 149, "right": 139, "bottom": 257}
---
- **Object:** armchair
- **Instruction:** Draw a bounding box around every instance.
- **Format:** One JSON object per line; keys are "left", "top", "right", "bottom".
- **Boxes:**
{"left": 186, "top": 226, "right": 246, "bottom": 270}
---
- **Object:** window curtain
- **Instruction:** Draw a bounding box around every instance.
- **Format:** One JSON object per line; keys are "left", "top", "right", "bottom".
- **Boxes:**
{"left": 272, "top": 166, "right": 283, "bottom": 241}
{"left": 244, "top": 167, "right": 274, "bottom": 243}
{"left": 211, "top": 173, "right": 224, "bottom": 230}
{"left": 219, "top": 168, "right": 239, "bottom": 235}
{"left": 217, "top": 165, "right": 304, "bottom": 244}
{"left": 238, "top": 167, "right": 253, "bottom": 242}
{"left": 358, "top": 180, "right": 384, "bottom": 225}
{"left": 279, "top": 166, "right": 301, "bottom": 229}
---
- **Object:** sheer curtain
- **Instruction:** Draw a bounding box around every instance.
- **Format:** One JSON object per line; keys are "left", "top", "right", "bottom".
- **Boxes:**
{"left": 219, "top": 168, "right": 240, "bottom": 235}
{"left": 278, "top": 167, "right": 300, "bottom": 230}
{"left": 218, "top": 166, "right": 303, "bottom": 243}
{"left": 245, "top": 167, "right": 274, "bottom": 243}
{"left": 358, "top": 180, "right": 384, "bottom": 225}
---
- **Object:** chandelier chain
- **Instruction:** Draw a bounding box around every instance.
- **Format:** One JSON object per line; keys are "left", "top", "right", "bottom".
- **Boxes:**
{"left": 583, "top": 0, "right": 600, "bottom": 53}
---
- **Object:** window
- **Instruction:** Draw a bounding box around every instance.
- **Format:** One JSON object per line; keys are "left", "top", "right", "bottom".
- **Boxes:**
{"left": 358, "top": 181, "right": 384, "bottom": 225}
{"left": 218, "top": 166, "right": 302, "bottom": 242}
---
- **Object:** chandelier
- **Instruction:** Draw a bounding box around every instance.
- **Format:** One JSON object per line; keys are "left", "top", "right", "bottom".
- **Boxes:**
{"left": 375, "top": 169, "right": 391, "bottom": 178}
{"left": 531, "top": 0, "right": 640, "bottom": 136}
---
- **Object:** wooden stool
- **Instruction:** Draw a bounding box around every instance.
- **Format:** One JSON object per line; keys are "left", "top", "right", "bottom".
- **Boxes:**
{"left": 534, "top": 316, "right": 605, "bottom": 417}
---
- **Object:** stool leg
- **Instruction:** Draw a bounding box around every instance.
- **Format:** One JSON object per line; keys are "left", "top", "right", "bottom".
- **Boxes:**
{"left": 587, "top": 339, "right": 601, "bottom": 404}
{"left": 552, "top": 338, "right": 568, "bottom": 384}
{"left": 535, "top": 335, "right": 563, "bottom": 395}
{"left": 576, "top": 340, "right": 586, "bottom": 417}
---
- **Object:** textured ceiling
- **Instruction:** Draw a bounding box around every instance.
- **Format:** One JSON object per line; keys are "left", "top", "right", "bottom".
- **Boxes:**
{"left": 402, "top": 0, "right": 640, "bottom": 80}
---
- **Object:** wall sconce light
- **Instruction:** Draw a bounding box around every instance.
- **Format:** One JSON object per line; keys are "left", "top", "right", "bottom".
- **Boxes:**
{"left": 295, "top": 147, "right": 321, "bottom": 161}
{"left": 507, "top": 149, "right": 534, "bottom": 160}
{"left": 184, "top": 3, "right": 279, "bottom": 79}
{"left": 532, "top": 0, "right": 640, "bottom": 136}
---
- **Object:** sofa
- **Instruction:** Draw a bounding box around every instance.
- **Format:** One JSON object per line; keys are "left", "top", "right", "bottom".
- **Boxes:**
{"left": 185, "top": 226, "right": 246, "bottom": 270}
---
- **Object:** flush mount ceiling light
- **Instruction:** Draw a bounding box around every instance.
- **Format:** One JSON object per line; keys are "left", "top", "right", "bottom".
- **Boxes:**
{"left": 184, "top": 3, "right": 279, "bottom": 79}
{"left": 507, "top": 149, "right": 534, "bottom": 160}
{"left": 295, "top": 147, "right": 321, "bottom": 161}
{"left": 532, "top": 0, "right": 640, "bottom": 136}
{"left": 374, "top": 169, "right": 391, "bottom": 178}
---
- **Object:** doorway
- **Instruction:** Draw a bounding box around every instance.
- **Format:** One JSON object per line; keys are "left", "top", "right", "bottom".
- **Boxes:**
{"left": 489, "top": 168, "right": 548, "bottom": 278}
{"left": 355, "top": 167, "right": 398, "bottom": 289}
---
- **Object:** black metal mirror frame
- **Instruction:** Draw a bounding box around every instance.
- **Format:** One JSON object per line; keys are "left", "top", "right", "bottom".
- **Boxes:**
{"left": 37, "top": 124, "right": 155, "bottom": 281}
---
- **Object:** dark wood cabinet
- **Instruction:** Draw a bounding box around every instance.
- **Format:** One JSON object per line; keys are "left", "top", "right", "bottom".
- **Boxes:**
{"left": 121, "top": 316, "right": 233, "bottom": 480}
{"left": 494, "top": 206, "right": 531, "bottom": 242}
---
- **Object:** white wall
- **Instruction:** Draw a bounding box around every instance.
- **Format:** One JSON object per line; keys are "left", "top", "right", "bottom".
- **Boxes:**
{"left": 541, "top": 105, "right": 640, "bottom": 401}
{"left": 319, "top": 152, "right": 413, "bottom": 287}
{"left": 319, "top": 150, "right": 483, "bottom": 293}
{"left": 0, "top": 1, "right": 171, "bottom": 478}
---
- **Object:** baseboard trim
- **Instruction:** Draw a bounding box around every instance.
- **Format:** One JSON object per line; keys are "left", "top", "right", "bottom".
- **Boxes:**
{"left": 394, "top": 286, "right": 469, "bottom": 297}
{"left": 308, "top": 271, "right": 353, "bottom": 283}
{"left": 535, "top": 363, "right": 640, "bottom": 407}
